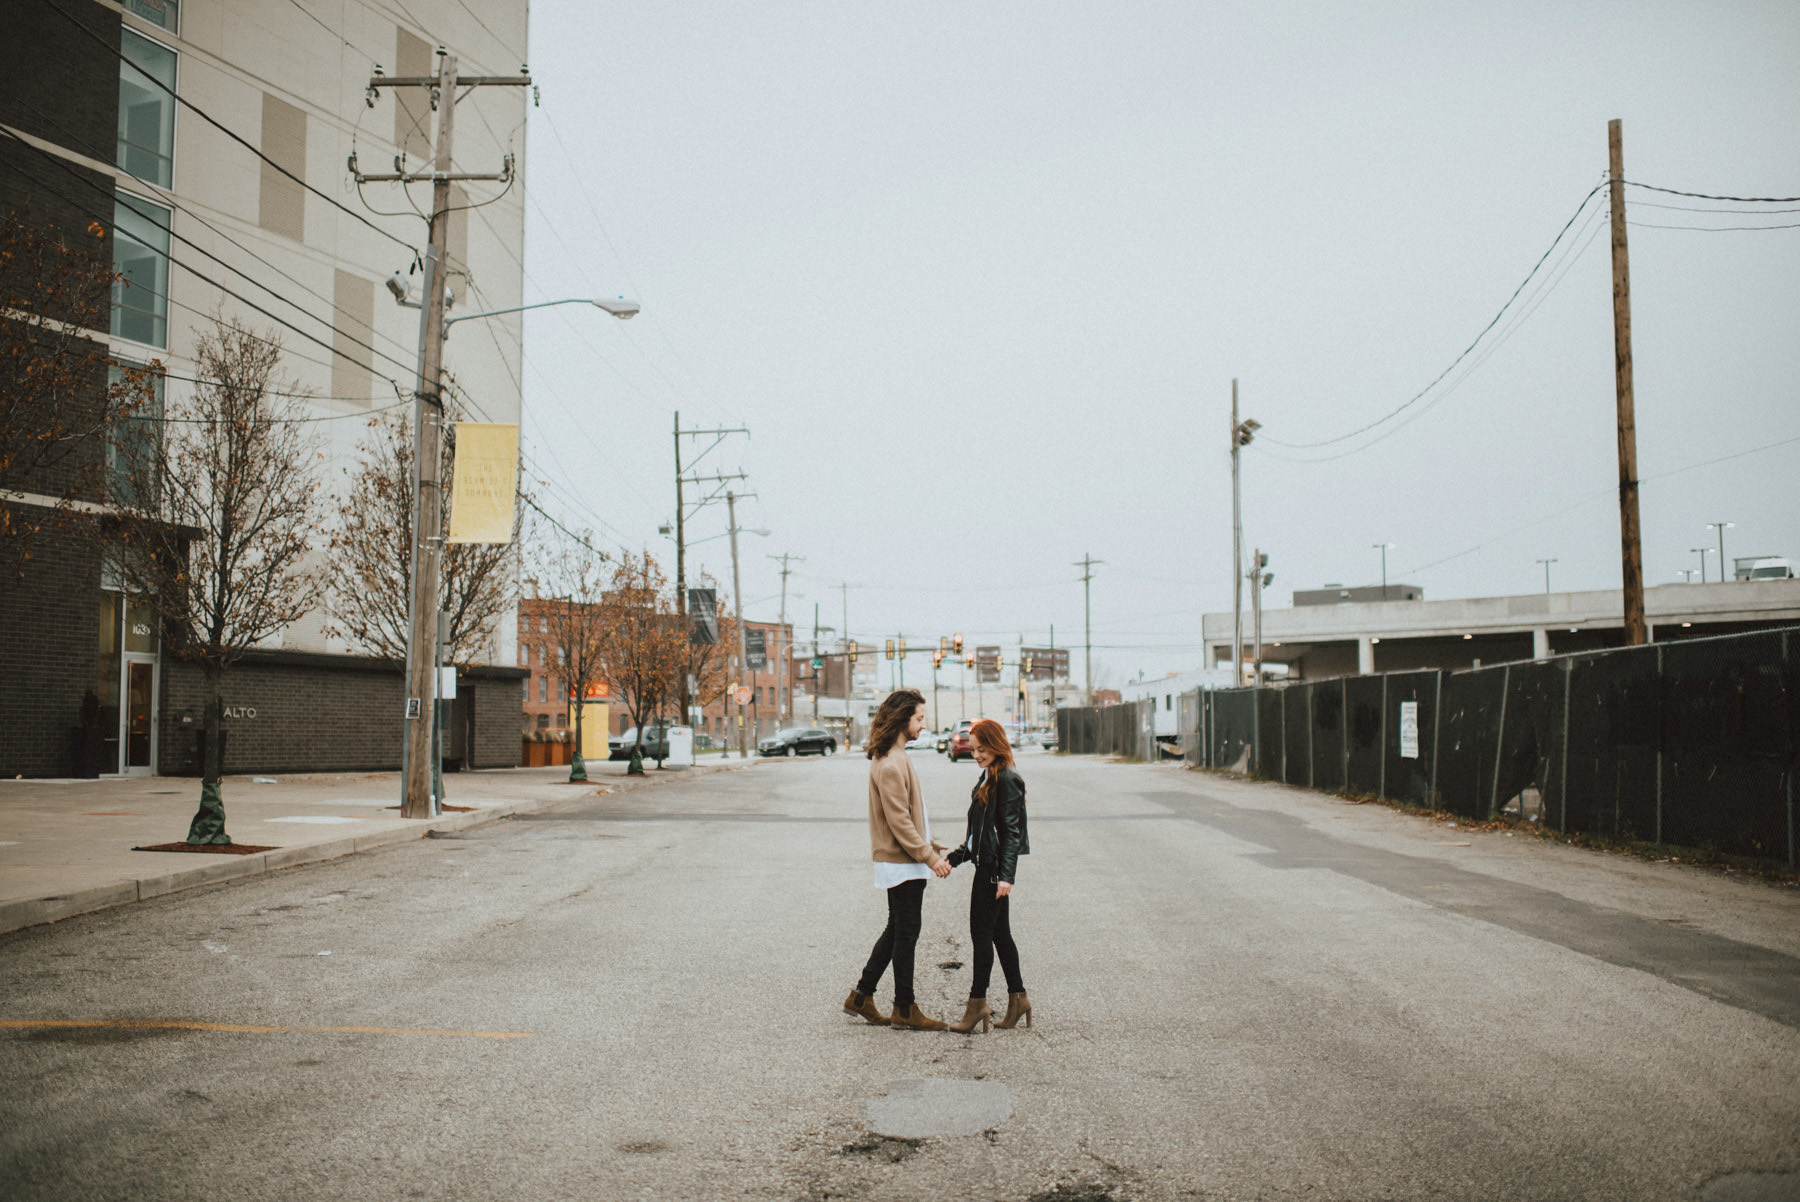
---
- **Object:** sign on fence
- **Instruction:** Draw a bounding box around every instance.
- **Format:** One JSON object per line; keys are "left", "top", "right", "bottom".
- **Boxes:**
{"left": 1399, "top": 701, "right": 1419, "bottom": 759}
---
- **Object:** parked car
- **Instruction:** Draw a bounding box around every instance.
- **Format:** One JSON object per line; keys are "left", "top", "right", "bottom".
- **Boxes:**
{"left": 906, "top": 729, "right": 937, "bottom": 750}
{"left": 610, "top": 725, "right": 672, "bottom": 761}
{"left": 947, "top": 723, "right": 975, "bottom": 762}
{"left": 935, "top": 728, "right": 954, "bottom": 754}
{"left": 758, "top": 727, "right": 838, "bottom": 757}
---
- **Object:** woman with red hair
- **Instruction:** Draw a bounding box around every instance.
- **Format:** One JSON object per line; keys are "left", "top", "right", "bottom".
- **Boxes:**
{"left": 945, "top": 718, "right": 1032, "bottom": 1032}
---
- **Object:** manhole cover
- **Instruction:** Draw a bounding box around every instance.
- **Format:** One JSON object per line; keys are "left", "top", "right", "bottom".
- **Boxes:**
{"left": 865, "top": 1078, "right": 1010, "bottom": 1138}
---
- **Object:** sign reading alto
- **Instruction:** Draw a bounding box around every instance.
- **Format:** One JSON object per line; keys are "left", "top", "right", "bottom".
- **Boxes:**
{"left": 446, "top": 423, "right": 520, "bottom": 544}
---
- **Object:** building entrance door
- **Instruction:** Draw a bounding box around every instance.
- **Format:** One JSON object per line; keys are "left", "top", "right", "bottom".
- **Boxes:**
{"left": 122, "top": 655, "right": 158, "bottom": 775}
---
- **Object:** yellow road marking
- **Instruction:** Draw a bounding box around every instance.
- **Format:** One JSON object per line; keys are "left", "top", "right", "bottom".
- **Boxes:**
{"left": 0, "top": 1019, "right": 531, "bottom": 1040}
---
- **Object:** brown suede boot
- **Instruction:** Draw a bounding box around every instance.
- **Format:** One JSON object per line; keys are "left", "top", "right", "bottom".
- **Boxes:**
{"left": 948, "top": 998, "right": 991, "bottom": 1034}
{"left": 887, "top": 1003, "right": 948, "bottom": 1031}
{"left": 843, "top": 990, "right": 888, "bottom": 1025}
{"left": 994, "top": 992, "right": 1032, "bottom": 1029}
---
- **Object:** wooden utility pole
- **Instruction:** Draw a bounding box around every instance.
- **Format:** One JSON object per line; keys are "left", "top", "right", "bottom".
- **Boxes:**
{"left": 726, "top": 491, "right": 749, "bottom": 758}
{"left": 1075, "top": 553, "right": 1102, "bottom": 703}
{"left": 359, "top": 53, "right": 527, "bottom": 819}
{"left": 1609, "top": 118, "right": 1647, "bottom": 646}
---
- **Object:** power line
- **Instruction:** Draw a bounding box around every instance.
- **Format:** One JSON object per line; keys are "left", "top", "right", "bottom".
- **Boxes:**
{"left": 0, "top": 146, "right": 412, "bottom": 389}
{"left": 44, "top": 0, "right": 419, "bottom": 255}
{"left": 1259, "top": 182, "right": 1610, "bottom": 450}
{"left": 0, "top": 129, "right": 421, "bottom": 382}
{"left": 1622, "top": 180, "right": 1800, "bottom": 204}
{"left": 1627, "top": 219, "right": 1800, "bottom": 232}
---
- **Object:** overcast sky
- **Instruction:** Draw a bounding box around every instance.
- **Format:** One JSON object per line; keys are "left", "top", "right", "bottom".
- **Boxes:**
{"left": 507, "top": 0, "right": 1799, "bottom": 686}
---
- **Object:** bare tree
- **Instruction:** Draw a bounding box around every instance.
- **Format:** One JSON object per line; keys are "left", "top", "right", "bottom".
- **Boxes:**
{"left": 594, "top": 550, "right": 688, "bottom": 772}
{"left": 536, "top": 528, "right": 609, "bottom": 782}
{"left": 325, "top": 403, "right": 516, "bottom": 666}
{"left": 115, "top": 317, "right": 323, "bottom": 844}
{"left": 0, "top": 209, "right": 152, "bottom": 586}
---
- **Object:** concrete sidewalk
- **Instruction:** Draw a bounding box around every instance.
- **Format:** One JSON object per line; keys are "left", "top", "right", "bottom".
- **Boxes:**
{"left": 0, "top": 754, "right": 757, "bottom": 936}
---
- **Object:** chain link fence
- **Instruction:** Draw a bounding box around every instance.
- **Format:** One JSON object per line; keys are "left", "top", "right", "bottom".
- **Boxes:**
{"left": 1069, "top": 626, "right": 1799, "bottom": 865}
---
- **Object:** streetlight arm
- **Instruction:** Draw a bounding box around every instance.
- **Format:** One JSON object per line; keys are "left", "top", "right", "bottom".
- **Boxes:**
{"left": 441, "top": 296, "right": 640, "bottom": 335}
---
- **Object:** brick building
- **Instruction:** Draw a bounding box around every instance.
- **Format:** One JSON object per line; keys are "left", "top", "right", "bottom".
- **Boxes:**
{"left": 0, "top": 0, "right": 528, "bottom": 777}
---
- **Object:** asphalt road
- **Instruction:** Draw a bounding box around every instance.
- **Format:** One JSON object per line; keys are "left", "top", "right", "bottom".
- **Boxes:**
{"left": 3, "top": 752, "right": 1798, "bottom": 1201}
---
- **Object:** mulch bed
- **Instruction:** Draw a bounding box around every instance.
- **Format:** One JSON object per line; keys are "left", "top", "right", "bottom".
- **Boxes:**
{"left": 134, "top": 842, "right": 279, "bottom": 855}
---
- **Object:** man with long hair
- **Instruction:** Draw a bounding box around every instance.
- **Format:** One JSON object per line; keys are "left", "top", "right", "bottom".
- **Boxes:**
{"left": 843, "top": 689, "right": 952, "bottom": 1030}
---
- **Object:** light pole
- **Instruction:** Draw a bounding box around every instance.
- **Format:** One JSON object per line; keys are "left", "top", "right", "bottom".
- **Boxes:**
{"left": 1708, "top": 522, "right": 1735, "bottom": 582}
{"left": 1373, "top": 543, "right": 1396, "bottom": 597}
{"left": 388, "top": 285, "right": 637, "bottom": 817}
{"left": 1251, "top": 551, "right": 1271, "bottom": 684}
{"left": 1690, "top": 547, "right": 1713, "bottom": 583}
{"left": 1536, "top": 557, "right": 1557, "bottom": 595}
{"left": 1230, "top": 380, "right": 1260, "bottom": 685}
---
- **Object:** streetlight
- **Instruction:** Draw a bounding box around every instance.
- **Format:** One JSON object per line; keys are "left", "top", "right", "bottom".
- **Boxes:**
{"left": 1707, "top": 521, "right": 1735, "bottom": 582}
{"left": 1536, "top": 557, "right": 1557, "bottom": 595}
{"left": 387, "top": 279, "right": 638, "bottom": 818}
{"left": 1690, "top": 547, "right": 1713, "bottom": 583}
{"left": 1230, "top": 380, "right": 1259, "bottom": 685}
{"left": 1373, "top": 543, "right": 1396, "bottom": 596}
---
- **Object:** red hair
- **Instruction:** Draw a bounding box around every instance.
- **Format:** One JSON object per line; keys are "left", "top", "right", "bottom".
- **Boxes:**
{"left": 968, "top": 719, "right": 1014, "bottom": 804}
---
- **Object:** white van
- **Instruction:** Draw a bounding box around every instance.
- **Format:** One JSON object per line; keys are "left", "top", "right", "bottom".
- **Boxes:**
{"left": 1745, "top": 558, "right": 1797, "bottom": 580}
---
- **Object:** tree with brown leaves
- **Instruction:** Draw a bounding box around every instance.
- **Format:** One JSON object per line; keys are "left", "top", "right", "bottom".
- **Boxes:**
{"left": 114, "top": 316, "right": 324, "bottom": 845}
{"left": 592, "top": 549, "right": 692, "bottom": 772}
{"left": 0, "top": 209, "right": 152, "bottom": 587}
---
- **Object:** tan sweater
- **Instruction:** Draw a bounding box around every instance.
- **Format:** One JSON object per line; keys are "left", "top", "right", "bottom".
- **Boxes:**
{"left": 867, "top": 745, "right": 942, "bottom": 867}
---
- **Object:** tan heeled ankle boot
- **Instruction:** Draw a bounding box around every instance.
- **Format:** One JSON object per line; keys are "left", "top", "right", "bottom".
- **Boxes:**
{"left": 948, "top": 998, "right": 991, "bottom": 1034}
{"left": 887, "top": 1003, "right": 948, "bottom": 1031}
{"left": 843, "top": 990, "right": 888, "bottom": 1025}
{"left": 995, "top": 992, "right": 1032, "bottom": 1028}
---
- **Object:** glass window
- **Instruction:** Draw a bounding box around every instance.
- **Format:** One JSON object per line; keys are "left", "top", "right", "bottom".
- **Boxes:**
{"left": 118, "top": 30, "right": 176, "bottom": 186}
{"left": 112, "top": 192, "right": 170, "bottom": 348}
{"left": 538, "top": 676, "right": 547, "bottom": 703}
{"left": 124, "top": 597, "right": 159, "bottom": 653}
{"left": 556, "top": 713, "right": 566, "bottom": 728}
{"left": 106, "top": 362, "right": 163, "bottom": 505}
{"left": 123, "top": 0, "right": 179, "bottom": 32}
{"left": 535, "top": 713, "right": 548, "bottom": 729}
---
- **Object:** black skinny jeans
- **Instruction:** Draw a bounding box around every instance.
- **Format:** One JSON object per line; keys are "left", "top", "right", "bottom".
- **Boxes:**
{"left": 968, "top": 867, "right": 1025, "bottom": 998}
{"left": 856, "top": 878, "right": 926, "bottom": 1009}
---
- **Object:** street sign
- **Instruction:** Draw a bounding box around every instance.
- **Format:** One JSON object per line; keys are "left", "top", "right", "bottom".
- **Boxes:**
{"left": 734, "top": 686, "right": 752, "bottom": 705}
{"left": 746, "top": 628, "right": 767, "bottom": 669}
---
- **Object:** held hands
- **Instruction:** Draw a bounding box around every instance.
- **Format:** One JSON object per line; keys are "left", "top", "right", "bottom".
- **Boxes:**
{"left": 932, "top": 857, "right": 953, "bottom": 878}
{"left": 995, "top": 881, "right": 1012, "bottom": 898}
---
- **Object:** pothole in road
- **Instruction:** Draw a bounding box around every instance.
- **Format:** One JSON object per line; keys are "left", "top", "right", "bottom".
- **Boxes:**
{"left": 937, "top": 961, "right": 964, "bottom": 970}
{"left": 839, "top": 1133, "right": 921, "bottom": 1163}
{"left": 865, "top": 1078, "right": 1011, "bottom": 1139}
{"left": 1028, "top": 1185, "right": 1125, "bottom": 1202}
{"left": 616, "top": 1140, "right": 670, "bottom": 1155}
{"left": 1702, "top": 1172, "right": 1800, "bottom": 1201}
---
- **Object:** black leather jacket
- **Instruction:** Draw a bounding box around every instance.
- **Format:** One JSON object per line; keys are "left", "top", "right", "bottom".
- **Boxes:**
{"left": 946, "top": 766, "right": 1030, "bottom": 883}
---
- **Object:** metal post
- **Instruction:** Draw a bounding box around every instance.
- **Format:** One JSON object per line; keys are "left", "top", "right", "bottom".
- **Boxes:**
{"left": 1559, "top": 659, "right": 1572, "bottom": 832}
{"left": 727, "top": 492, "right": 748, "bottom": 758}
{"left": 674, "top": 412, "right": 687, "bottom": 722}
{"left": 1492, "top": 664, "right": 1511, "bottom": 819}
{"left": 1231, "top": 380, "right": 1243, "bottom": 685}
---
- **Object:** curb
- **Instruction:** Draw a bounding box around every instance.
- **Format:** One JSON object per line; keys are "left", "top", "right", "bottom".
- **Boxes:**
{"left": 0, "top": 758, "right": 758, "bottom": 938}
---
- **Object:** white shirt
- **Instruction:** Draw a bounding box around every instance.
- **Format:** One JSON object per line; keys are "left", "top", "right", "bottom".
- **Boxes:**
{"left": 873, "top": 806, "right": 933, "bottom": 890}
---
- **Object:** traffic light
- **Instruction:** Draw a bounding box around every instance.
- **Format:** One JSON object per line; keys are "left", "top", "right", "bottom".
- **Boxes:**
{"left": 939, "top": 636, "right": 948, "bottom": 654}
{"left": 898, "top": 637, "right": 907, "bottom": 658}
{"left": 1022, "top": 654, "right": 1034, "bottom": 676}
{"left": 953, "top": 633, "right": 963, "bottom": 655}
{"left": 848, "top": 645, "right": 857, "bottom": 663}
{"left": 992, "top": 650, "right": 1003, "bottom": 674}
{"left": 964, "top": 652, "right": 974, "bottom": 669}
{"left": 933, "top": 651, "right": 943, "bottom": 668}
{"left": 885, "top": 639, "right": 894, "bottom": 660}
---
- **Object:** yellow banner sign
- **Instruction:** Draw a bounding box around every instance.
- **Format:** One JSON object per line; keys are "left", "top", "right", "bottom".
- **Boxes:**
{"left": 447, "top": 422, "right": 518, "bottom": 545}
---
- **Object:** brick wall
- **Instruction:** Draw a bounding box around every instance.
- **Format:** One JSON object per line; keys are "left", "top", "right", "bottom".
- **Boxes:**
{"left": 158, "top": 652, "right": 527, "bottom": 775}
{"left": 0, "top": 509, "right": 106, "bottom": 777}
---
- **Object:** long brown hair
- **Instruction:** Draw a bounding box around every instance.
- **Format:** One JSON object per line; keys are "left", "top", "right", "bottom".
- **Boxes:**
{"left": 969, "top": 718, "right": 1015, "bottom": 804}
{"left": 865, "top": 689, "right": 925, "bottom": 759}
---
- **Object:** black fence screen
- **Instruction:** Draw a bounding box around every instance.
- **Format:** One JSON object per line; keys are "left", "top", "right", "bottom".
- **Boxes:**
{"left": 1059, "top": 626, "right": 1800, "bottom": 864}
